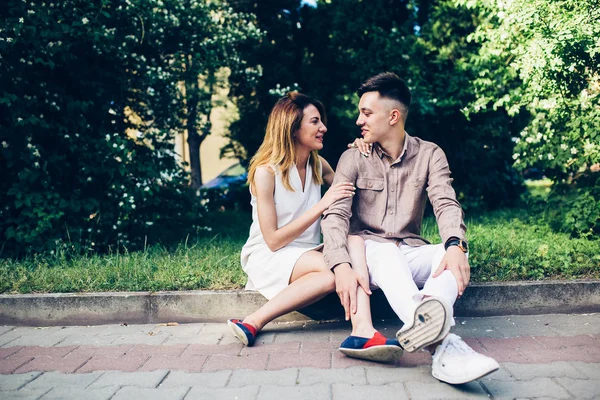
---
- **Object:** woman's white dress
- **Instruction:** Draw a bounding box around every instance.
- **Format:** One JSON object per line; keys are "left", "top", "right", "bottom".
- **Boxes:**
{"left": 240, "top": 159, "right": 323, "bottom": 299}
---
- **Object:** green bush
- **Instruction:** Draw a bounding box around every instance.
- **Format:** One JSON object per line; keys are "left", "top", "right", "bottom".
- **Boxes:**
{"left": 528, "top": 174, "right": 600, "bottom": 239}
{"left": 0, "top": 0, "right": 208, "bottom": 256}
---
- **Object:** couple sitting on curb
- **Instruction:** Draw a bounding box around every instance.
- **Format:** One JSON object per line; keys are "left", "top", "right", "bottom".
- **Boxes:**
{"left": 227, "top": 72, "right": 499, "bottom": 385}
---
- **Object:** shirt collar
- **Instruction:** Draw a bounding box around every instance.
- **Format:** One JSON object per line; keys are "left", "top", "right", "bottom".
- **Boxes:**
{"left": 374, "top": 132, "right": 411, "bottom": 164}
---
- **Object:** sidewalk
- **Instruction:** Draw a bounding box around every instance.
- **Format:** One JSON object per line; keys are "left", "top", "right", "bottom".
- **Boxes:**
{"left": 0, "top": 313, "right": 599, "bottom": 399}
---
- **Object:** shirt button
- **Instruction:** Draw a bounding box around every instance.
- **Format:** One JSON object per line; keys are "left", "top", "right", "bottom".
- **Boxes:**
{"left": 368, "top": 182, "right": 372, "bottom": 188}
{"left": 390, "top": 188, "right": 395, "bottom": 192}
{"left": 389, "top": 210, "right": 394, "bottom": 215}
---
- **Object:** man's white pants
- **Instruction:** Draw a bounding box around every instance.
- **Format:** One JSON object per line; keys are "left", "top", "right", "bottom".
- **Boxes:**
{"left": 364, "top": 240, "right": 459, "bottom": 328}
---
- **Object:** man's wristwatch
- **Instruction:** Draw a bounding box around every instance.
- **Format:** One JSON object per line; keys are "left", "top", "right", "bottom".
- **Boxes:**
{"left": 444, "top": 237, "right": 468, "bottom": 253}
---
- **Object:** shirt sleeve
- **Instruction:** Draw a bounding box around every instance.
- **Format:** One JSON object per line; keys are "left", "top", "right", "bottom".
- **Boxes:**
{"left": 426, "top": 146, "right": 467, "bottom": 244}
{"left": 321, "top": 150, "right": 358, "bottom": 269}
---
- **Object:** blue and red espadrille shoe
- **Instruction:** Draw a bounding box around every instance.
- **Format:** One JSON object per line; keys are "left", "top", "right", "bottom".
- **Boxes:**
{"left": 227, "top": 319, "right": 257, "bottom": 346}
{"left": 339, "top": 331, "right": 403, "bottom": 363}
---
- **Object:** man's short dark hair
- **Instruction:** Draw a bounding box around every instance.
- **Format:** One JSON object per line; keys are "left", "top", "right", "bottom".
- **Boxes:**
{"left": 357, "top": 72, "right": 412, "bottom": 117}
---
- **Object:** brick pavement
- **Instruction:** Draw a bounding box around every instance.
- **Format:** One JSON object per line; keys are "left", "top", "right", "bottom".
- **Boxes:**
{"left": 0, "top": 313, "right": 598, "bottom": 399}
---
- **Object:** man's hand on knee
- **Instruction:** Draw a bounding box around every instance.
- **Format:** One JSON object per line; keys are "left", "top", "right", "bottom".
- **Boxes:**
{"left": 432, "top": 247, "right": 471, "bottom": 297}
{"left": 333, "top": 263, "right": 370, "bottom": 320}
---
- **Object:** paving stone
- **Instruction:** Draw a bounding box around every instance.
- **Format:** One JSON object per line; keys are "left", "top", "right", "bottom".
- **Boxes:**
{"left": 99, "top": 324, "right": 154, "bottom": 336}
{"left": 88, "top": 370, "right": 167, "bottom": 389}
{"left": 252, "top": 331, "right": 277, "bottom": 345}
{"left": 109, "top": 332, "right": 170, "bottom": 346}
{"left": 0, "top": 372, "right": 41, "bottom": 391}
{"left": 332, "top": 383, "right": 408, "bottom": 400}
{"left": 52, "top": 326, "right": 110, "bottom": 337}
{"left": 161, "top": 335, "right": 222, "bottom": 346}
{"left": 297, "top": 366, "right": 365, "bottom": 385}
{"left": 139, "top": 355, "right": 208, "bottom": 372}
{"left": 0, "top": 388, "right": 51, "bottom": 399}
{"left": 555, "top": 377, "right": 600, "bottom": 399}
{"left": 405, "top": 380, "right": 489, "bottom": 399}
{"left": 58, "top": 336, "right": 121, "bottom": 347}
{"left": 185, "top": 385, "right": 259, "bottom": 400}
{"left": 481, "top": 377, "right": 572, "bottom": 399}
{"left": 7, "top": 346, "right": 77, "bottom": 360}
{"left": 541, "top": 314, "right": 600, "bottom": 337}
{"left": 455, "top": 327, "right": 506, "bottom": 339}
{"left": 202, "top": 353, "right": 268, "bottom": 372}
{"left": 460, "top": 337, "right": 487, "bottom": 352}
{"left": 9, "top": 327, "right": 65, "bottom": 336}
{"left": 0, "top": 356, "right": 34, "bottom": 374}
{"left": 503, "top": 361, "right": 584, "bottom": 380}
{"left": 571, "top": 362, "right": 600, "bottom": 380}
{"left": 331, "top": 350, "right": 430, "bottom": 370}
{"left": 451, "top": 318, "right": 506, "bottom": 339}
{"left": 478, "top": 366, "right": 515, "bottom": 382}
{"left": 126, "top": 344, "right": 187, "bottom": 358}
{"left": 0, "top": 334, "right": 22, "bottom": 348}
{"left": 273, "top": 329, "right": 333, "bottom": 344}
{"left": 0, "top": 346, "right": 23, "bottom": 359}
{"left": 41, "top": 386, "right": 117, "bottom": 400}
{"left": 6, "top": 336, "right": 68, "bottom": 348}
{"left": 198, "top": 324, "right": 231, "bottom": 334}
{"left": 181, "top": 343, "right": 242, "bottom": 357}
{"left": 257, "top": 383, "right": 331, "bottom": 400}
{"left": 229, "top": 368, "right": 298, "bottom": 387}
{"left": 477, "top": 337, "right": 533, "bottom": 363}
{"left": 241, "top": 341, "right": 301, "bottom": 355}
{"left": 396, "top": 351, "right": 433, "bottom": 367}
{"left": 219, "top": 333, "right": 246, "bottom": 345}
{"left": 64, "top": 345, "right": 133, "bottom": 359}
{"left": 365, "top": 365, "right": 432, "bottom": 384}
{"left": 267, "top": 350, "right": 331, "bottom": 370}
{"left": 156, "top": 324, "right": 203, "bottom": 336}
{"left": 112, "top": 386, "right": 190, "bottom": 400}
{"left": 299, "top": 341, "right": 339, "bottom": 354}
{"left": 183, "top": 332, "right": 224, "bottom": 345}
{"left": 534, "top": 334, "right": 598, "bottom": 349}
{"left": 159, "top": 370, "right": 231, "bottom": 388}
{"left": 0, "top": 326, "right": 15, "bottom": 336}
{"left": 331, "top": 351, "right": 395, "bottom": 369}
{"left": 519, "top": 344, "right": 600, "bottom": 363}
{"left": 15, "top": 355, "right": 91, "bottom": 374}
{"left": 492, "top": 315, "right": 564, "bottom": 338}
{"left": 76, "top": 355, "right": 149, "bottom": 373}
{"left": 22, "top": 371, "right": 103, "bottom": 390}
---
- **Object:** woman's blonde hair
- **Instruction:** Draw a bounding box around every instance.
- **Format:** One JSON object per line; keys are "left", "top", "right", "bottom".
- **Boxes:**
{"left": 248, "top": 92, "right": 326, "bottom": 191}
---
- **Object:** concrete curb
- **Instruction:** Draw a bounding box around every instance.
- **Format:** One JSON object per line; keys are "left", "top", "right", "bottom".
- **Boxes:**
{"left": 1, "top": 280, "right": 599, "bottom": 326}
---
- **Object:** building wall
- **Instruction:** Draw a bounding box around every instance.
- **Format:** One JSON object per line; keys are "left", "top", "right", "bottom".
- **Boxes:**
{"left": 174, "top": 70, "right": 239, "bottom": 184}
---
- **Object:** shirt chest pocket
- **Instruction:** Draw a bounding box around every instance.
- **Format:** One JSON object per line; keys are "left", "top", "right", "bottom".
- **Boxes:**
{"left": 355, "top": 178, "right": 384, "bottom": 215}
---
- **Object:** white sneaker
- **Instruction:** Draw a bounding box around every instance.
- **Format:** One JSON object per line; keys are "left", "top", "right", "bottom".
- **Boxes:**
{"left": 432, "top": 333, "right": 500, "bottom": 384}
{"left": 396, "top": 297, "right": 452, "bottom": 352}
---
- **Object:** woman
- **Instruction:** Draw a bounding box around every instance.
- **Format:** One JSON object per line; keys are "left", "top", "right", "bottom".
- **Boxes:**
{"left": 227, "top": 92, "right": 402, "bottom": 362}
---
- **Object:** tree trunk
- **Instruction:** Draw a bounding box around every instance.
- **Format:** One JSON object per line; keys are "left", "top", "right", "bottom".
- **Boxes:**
{"left": 185, "top": 65, "right": 215, "bottom": 189}
{"left": 188, "top": 131, "right": 203, "bottom": 189}
{"left": 185, "top": 70, "right": 203, "bottom": 189}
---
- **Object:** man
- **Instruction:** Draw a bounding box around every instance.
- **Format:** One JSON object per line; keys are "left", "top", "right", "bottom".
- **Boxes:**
{"left": 322, "top": 72, "right": 499, "bottom": 384}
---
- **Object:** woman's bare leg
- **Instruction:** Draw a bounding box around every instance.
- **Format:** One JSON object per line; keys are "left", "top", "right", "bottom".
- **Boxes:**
{"left": 347, "top": 235, "right": 377, "bottom": 338}
{"left": 242, "top": 250, "right": 335, "bottom": 331}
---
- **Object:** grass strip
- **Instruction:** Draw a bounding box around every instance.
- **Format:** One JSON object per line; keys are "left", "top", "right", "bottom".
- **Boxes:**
{"left": 1, "top": 209, "right": 598, "bottom": 294}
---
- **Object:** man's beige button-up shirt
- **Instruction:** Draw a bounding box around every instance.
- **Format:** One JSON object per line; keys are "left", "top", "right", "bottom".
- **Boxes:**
{"left": 321, "top": 133, "right": 467, "bottom": 269}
